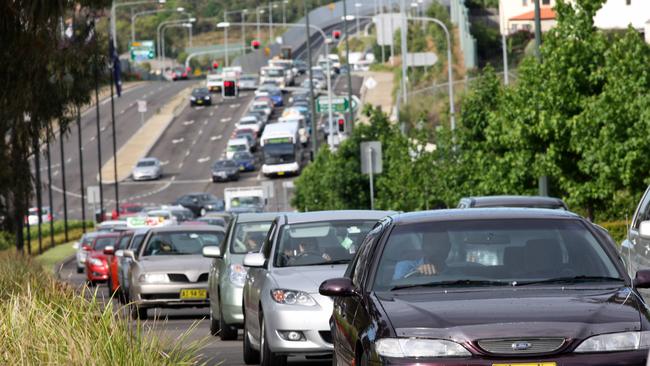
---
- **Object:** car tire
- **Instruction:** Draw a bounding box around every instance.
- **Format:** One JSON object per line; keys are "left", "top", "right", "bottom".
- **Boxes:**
{"left": 260, "top": 314, "right": 286, "bottom": 366}
{"left": 131, "top": 304, "right": 147, "bottom": 320}
{"left": 107, "top": 276, "right": 116, "bottom": 297}
{"left": 77, "top": 266, "right": 84, "bottom": 274}
{"left": 209, "top": 306, "right": 220, "bottom": 336}
{"left": 243, "top": 317, "right": 260, "bottom": 365}
{"left": 219, "top": 302, "right": 238, "bottom": 341}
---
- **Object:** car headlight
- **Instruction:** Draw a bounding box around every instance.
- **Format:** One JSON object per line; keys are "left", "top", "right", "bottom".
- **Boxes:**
{"left": 270, "top": 289, "right": 316, "bottom": 306}
{"left": 88, "top": 258, "right": 104, "bottom": 266}
{"left": 574, "top": 331, "right": 650, "bottom": 352}
{"left": 204, "top": 96, "right": 210, "bottom": 100}
{"left": 138, "top": 273, "right": 170, "bottom": 284}
{"left": 375, "top": 338, "right": 471, "bottom": 358}
{"left": 190, "top": 96, "right": 196, "bottom": 101}
{"left": 228, "top": 264, "right": 248, "bottom": 287}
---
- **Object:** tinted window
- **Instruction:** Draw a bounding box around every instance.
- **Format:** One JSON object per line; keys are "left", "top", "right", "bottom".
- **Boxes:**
{"left": 142, "top": 231, "right": 224, "bottom": 256}
{"left": 137, "top": 160, "right": 156, "bottom": 167}
{"left": 274, "top": 220, "right": 377, "bottom": 267}
{"left": 130, "top": 233, "right": 146, "bottom": 251}
{"left": 117, "top": 234, "right": 132, "bottom": 250}
{"left": 93, "top": 237, "right": 118, "bottom": 251}
{"left": 373, "top": 219, "right": 621, "bottom": 291}
{"left": 234, "top": 152, "right": 253, "bottom": 160}
{"left": 230, "top": 221, "right": 273, "bottom": 254}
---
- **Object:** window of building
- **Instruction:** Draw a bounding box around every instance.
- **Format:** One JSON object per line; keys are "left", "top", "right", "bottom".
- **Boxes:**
{"left": 542, "top": 0, "right": 550, "bottom": 5}
{"left": 522, "top": 0, "right": 527, "bottom": 6}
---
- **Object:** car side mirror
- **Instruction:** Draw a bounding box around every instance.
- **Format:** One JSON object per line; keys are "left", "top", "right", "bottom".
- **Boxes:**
{"left": 123, "top": 249, "right": 136, "bottom": 260}
{"left": 115, "top": 250, "right": 124, "bottom": 258}
{"left": 634, "top": 270, "right": 650, "bottom": 288}
{"left": 243, "top": 253, "right": 265, "bottom": 267}
{"left": 639, "top": 221, "right": 650, "bottom": 239}
{"left": 202, "top": 246, "right": 222, "bottom": 258}
{"left": 73, "top": 242, "right": 80, "bottom": 250}
{"left": 103, "top": 246, "right": 115, "bottom": 255}
{"left": 319, "top": 277, "right": 358, "bottom": 297}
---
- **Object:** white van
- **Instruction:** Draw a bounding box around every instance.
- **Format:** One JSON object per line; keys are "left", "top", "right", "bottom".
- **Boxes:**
{"left": 226, "top": 138, "right": 251, "bottom": 160}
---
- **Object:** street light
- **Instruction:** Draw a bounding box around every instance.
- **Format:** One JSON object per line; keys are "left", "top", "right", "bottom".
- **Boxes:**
{"left": 225, "top": 9, "right": 249, "bottom": 64}
{"left": 157, "top": 17, "right": 195, "bottom": 72}
{"left": 111, "top": 0, "right": 167, "bottom": 49}
{"left": 162, "top": 22, "right": 193, "bottom": 70}
{"left": 354, "top": 3, "right": 362, "bottom": 36}
{"left": 131, "top": 7, "right": 185, "bottom": 45}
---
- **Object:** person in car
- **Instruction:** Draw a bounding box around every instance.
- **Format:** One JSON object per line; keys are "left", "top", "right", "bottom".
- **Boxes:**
{"left": 392, "top": 232, "right": 451, "bottom": 280}
{"left": 288, "top": 239, "right": 331, "bottom": 265}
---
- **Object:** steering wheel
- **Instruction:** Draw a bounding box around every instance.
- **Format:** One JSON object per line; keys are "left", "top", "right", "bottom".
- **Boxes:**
{"left": 404, "top": 269, "right": 422, "bottom": 278}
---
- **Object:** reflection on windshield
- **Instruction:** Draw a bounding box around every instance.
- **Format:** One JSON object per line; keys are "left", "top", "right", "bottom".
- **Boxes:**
{"left": 274, "top": 221, "right": 376, "bottom": 267}
{"left": 264, "top": 144, "right": 295, "bottom": 164}
{"left": 231, "top": 221, "right": 272, "bottom": 254}
{"left": 143, "top": 231, "right": 224, "bottom": 256}
{"left": 373, "top": 219, "right": 621, "bottom": 291}
{"left": 93, "top": 237, "right": 118, "bottom": 251}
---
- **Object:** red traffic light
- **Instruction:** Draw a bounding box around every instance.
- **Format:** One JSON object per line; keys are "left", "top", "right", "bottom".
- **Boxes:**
{"left": 332, "top": 30, "right": 341, "bottom": 40}
{"left": 224, "top": 81, "right": 234, "bottom": 87}
{"left": 337, "top": 118, "right": 345, "bottom": 132}
{"left": 212, "top": 61, "right": 219, "bottom": 69}
{"left": 186, "top": 66, "right": 191, "bottom": 72}
{"left": 251, "top": 40, "right": 261, "bottom": 49}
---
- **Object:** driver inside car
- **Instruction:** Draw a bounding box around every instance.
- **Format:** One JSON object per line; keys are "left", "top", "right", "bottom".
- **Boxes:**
{"left": 288, "top": 238, "right": 332, "bottom": 265}
{"left": 392, "top": 232, "right": 451, "bottom": 280}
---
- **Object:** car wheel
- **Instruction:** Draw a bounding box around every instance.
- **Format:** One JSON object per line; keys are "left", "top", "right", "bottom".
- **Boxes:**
{"left": 131, "top": 304, "right": 147, "bottom": 320}
{"left": 212, "top": 177, "right": 217, "bottom": 183}
{"left": 219, "top": 302, "right": 238, "bottom": 341}
{"left": 77, "top": 266, "right": 84, "bottom": 274}
{"left": 243, "top": 317, "right": 260, "bottom": 364}
{"left": 200, "top": 208, "right": 207, "bottom": 217}
{"left": 107, "top": 276, "right": 116, "bottom": 297}
{"left": 209, "top": 306, "right": 220, "bottom": 336}
{"left": 260, "top": 314, "right": 286, "bottom": 366}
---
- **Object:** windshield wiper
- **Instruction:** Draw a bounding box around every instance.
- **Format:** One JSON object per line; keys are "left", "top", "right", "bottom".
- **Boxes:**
{"left": 327, "top": 259, "right": 351, "bottom": 265}
{"left": 391, "top": 279, "right": 510, "bottom": 291}
{"left": 514, "top": 276, "right": 625, "bottom": 286}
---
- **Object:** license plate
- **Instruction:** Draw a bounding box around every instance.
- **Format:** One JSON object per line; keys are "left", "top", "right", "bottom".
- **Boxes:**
{"left": 180, "top": 289, "right": 207, "bottom": 300}
{"left": 197, "top": 100, "right": 203, "bottom": 104}
{"left": 277, "top": 171, "right": 285, "bottom": 176}
{"left": 493, "top": 363, "right": 556, "bottom": 366}
{"left": 239, "top": 166, "right": 244, "bottom": 170}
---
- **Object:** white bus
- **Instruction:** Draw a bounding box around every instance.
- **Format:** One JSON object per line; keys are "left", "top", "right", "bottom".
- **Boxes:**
{"left": 260, "top": 66, "right": 287, "bottom": 89}
{"left": 260, "top": 122, "right": 302, "bottom": 177}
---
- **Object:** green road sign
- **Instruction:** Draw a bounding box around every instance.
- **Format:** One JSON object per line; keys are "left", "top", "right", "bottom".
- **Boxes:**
{"left": 316, "top": 96, "right": 358, "bottom": 113}
{"left": 130, "top": 40, "right": 155, "bottom": 62}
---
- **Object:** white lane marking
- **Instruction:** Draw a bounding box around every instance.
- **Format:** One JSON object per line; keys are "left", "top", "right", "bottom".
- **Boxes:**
{"left": 172, "top": 138, "right": 184, "bottom": 144}
{"left": 203, "top": 120, "right": 208, "bottom": 125}
{"left": 195, "top": 106, "right": 205, "bottom": 110}
{"left": 220, "top": 117, "right": 231, "bottom": 123}
{"left": 209, "top": 111, "right": 214, "bottom": 117}
{"left": 197, "top": 157, "right": 210, "bottom": 163}
{"left": 240, "top": 93, "right": 249, "bottom": 97}
{"left": 183, "top": 120, "right": 194, "bottom": 126}
{"left": 120, "top": 109, "right": 126, "bottom": 114}
{"left": 229, "top": 104, "right": 240, "bottom": 109}
{"left": 89, "top": 136, "right": 95, "bottom": 142}
{"left": 210, "top": 135, "right": 222, "bottom": 141}
{"left": 160, "top": 160, "right": 169, "bottom": 166}
{"left": 52, "top": 170, "right": 60, "bottom": 177}
{"left": 256, "top": 171, "right": 263, "bottom": 181}
{"left": 100, "top": 126, "right": 107, "bottom": 132}
{"left": 185, "top": 151, "right": 190, "bottom": 157}
{"left": 178, "top": 162, "right": 184, "bottom": 169}
{"left": 198, "top": 129, "right": 203, "bottom": 135}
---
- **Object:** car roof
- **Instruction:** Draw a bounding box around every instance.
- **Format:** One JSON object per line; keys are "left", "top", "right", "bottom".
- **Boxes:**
{"left": 391, "top": 208, "right": 580, "bottom": 226}
{"left": 228, "top": 138, "right": 249, "bottom": 144}
{"left": 138, "top": 157, "right": 158, "bottom": 162}
{"left": 462, "top": 195, "right": 567, "bottom": 208}
{"left": 237, "top": 212, "right": 286, "bottom": 223}
{"left": 147, "top": 225, "right": 226, "bottom": 233}
{"left": 283, "top": 210, "right": 396, "bottom": 224}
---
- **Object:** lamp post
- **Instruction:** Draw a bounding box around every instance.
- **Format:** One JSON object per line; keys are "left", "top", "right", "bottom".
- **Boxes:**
{"left": 282, "top": 0, "right": 288, "bottom": 25}
{"left": 111, "top": 0, "right": 167, "bottom": 50}
{"left": 355, "top": 3, "right": 362, "bottom": 36}
{"left": 157, "top": 17, "right": 194, "bottom": 72}
{"left": 225, "top": 9, "right": 249, "bottom": 62}
{"left": 131, "top": 7, "right": 185, "bottom": 45}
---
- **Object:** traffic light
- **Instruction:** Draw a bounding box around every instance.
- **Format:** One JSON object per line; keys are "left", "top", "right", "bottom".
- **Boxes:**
{"left": 251, "top": 40, "right": 260, "bottom": 50}
{"left": 186, "top": 66, "right": 191, "bottom": 72}
{"left": 332, "top": 30, "right": 341, "bottom": 40}
{"left": 223, "top": 79, "right": 237, "bottom": 98}
{"left": 337, "top": 117, "right": 345, "bottom": 132}
{"left": 212, "top": 61, "right": 219, "bottom": 69}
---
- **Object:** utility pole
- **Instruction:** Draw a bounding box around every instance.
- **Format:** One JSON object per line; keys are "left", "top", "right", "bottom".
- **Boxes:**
{"left": 77, "top": 107, "right": 86, "bottom": 233}
{"left": 400, "top": 0, "right": 408, "bottom": 103}
{"left": 59, "top": 128, "right": 69, "bottom": 242}
{"left": 342, "top": 0, "right": 355, "bottom": 130}
{"left": 304, "top": 0, "right": 318, "bottom": 156}
{"left": 225, "top": 11, "right": 229, "bottom": 66}
{"left": 533, "top": 0, "right": 542, "bottom": 61}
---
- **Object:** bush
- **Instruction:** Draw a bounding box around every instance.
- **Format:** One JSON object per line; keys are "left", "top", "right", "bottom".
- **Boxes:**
{"left": 599, "top": 221, "right": 628, "bottom": 244}
{"left": 0, "top": 253, "right": 204, "bottom": 364}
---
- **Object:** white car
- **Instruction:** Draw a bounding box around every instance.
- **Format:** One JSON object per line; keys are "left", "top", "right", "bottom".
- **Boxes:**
{"left": 226, "top": 138, "right": 252, "bottom": 160}
{"left": 26, "top": 206, "right": 53, "bottom": 226}
{"left": 249, "top": 101, "right": 272, "bottom": 118}
{"left": 236, "top": 116, "right": 263, "bottom": 137}
{"left": 73, "top": 232, "right": 100, "bottom": 273}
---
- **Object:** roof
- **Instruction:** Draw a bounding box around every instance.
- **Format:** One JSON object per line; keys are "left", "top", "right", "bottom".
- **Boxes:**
{"left": 284, "top": 210, "right": 396, "bottom": 225}
{"left": 236, "top": 212, "right": 287, "bottom": 223}
{"left": 510, "top": 7, "right": 556, "bottom": 21}
{"left": 392, "top": 208, "right": 580, "bottom": 226}
{"left": 148, "top": 225, "right": 226, "bottom": 233}
{"left": 462, "top": 195, "right": 568, "bottom": 209}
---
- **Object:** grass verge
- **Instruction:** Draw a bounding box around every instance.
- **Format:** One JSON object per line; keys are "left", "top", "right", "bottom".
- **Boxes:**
{"left": 0, "top": 252, "right": 205, "bottom": 365}
{"left": 34, "top": 241, "right": 76, "bottom": 273}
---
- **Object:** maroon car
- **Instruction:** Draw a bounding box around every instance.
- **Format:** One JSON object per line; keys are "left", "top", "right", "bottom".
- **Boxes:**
{"left": 320, "top": 209, "right": 650, "bottom": 365}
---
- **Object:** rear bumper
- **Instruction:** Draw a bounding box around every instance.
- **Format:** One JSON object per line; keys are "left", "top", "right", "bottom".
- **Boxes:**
{"left": 86, "top": 264, "right": 109, "bottom": 281}
{"left": 262, "top": 162, "right": 299, "bottom": 176}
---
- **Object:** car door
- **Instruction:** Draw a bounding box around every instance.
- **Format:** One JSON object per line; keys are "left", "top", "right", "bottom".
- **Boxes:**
{"left": 627, "top": 186, "right": 650, "bottom": 295}
{"left": 244, "top": 219, "right": 278, "bottom": 345}
{"left": 211, "top": 216, "right": 235, "bottom": 314}
{"left": 333, "top": 224, "right": 385, "bottom": 365}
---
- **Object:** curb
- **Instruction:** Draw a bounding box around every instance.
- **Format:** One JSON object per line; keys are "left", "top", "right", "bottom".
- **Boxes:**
{"left": 55, "top": 254, "right": 77, "bottom": 280}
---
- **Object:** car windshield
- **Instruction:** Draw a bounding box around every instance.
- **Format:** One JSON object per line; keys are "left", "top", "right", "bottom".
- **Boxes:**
{"left": 214, "top": 160, "right": 236, "bottom": 168}
{"left": 234, "top": 152, "right": 253, "bottom": 160}
{"left": 264, "top": 69, "right": 283, "bottom": 77}
{"left": 274, "top": 220, "right": 377, "bottom": 267}
{"left": 142, "top": 231, "right": 224, "bottom": 256}
{"left": 93, "top": 236, "right": 118, "bottom": 251}
{"left": 129, "top": 234, "right": 146, "bottom": 250}
{"left": 137, "top": 160, "right": 156, "bottom": 167}
{"left": 193, "top": 88, "right": 208, "bottom": 94}
{"left": 231, "top": 221, "right": 273, "bottom": 254}
{"left": 373, "top": 219, "right": 622, "bottom": 291}
{"left": 123, "top": 205, "right": 143, "bottom": 213}
{"left": 227, "top": 144, "right": 247, "bottom": 152}
{"left": 264, "top": 143, "right": 295, "bottom": 164}
{"left": 229, "top": 196, "right": 262, "bottom": 209}
{"left": 147, "top": 211, "right": 171, "bottom": 219}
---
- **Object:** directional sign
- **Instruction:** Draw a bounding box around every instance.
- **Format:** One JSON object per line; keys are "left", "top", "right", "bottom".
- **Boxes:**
{"left": 137, "top": 100, "right": 147, "bottom": 113}
{"left": 316, "top": 96, "right": 359, "bottom": 113}
{"left": 87, "top": 186, "right": 100, "bottom": 204}
{"left": 130, "top": 40, "right": 155, "bottom": 62}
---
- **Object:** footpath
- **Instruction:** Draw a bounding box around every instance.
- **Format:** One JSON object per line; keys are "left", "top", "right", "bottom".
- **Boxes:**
{"left": 357, "top": 71, "right": 396, "bottom": 124}
{"left": 99, "top": 86, "right": 193, "bottom": 183}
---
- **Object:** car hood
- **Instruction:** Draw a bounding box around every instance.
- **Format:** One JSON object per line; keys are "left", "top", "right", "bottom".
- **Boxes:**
{"left": 137, "top": 255, "right": 211, "bottom": 274}
{"left": 271, "top": 264, "right": 347, "bottom": 294}
{"left": 377, "top": 286, "right": 643, "bottom": 341}
{"left": 133, "top": 167, "right": 157, "bottom": 173}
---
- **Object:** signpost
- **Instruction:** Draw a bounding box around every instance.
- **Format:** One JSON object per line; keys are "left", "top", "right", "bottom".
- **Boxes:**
{"left": 87, "top": 186, "right": 100, "bottom": 224}
{"left": 360, "top": 141, "right": 382, "bottom": 210}
{"left": 137, "top": 100, "right": 147, "bottom": 126}
{"left": 129, "top": 40, "right": 156, "bottom": 62}
{"left": 316, "top": 96, "right": 358, "bottom": 113}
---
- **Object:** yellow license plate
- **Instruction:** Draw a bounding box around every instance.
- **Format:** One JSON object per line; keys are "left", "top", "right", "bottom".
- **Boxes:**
{"left": 493, "top": 363, "right": 556, "bottom": 366}
{"left": 180, "top": 289, "right": 207, "bottom": 300}
{"left": 277, "top": 171, "right": 285, "bottom": 176}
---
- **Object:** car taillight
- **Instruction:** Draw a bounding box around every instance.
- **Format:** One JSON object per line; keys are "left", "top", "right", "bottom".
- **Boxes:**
{"left": 47, "top": 213, "right": 52, "bottom": 221}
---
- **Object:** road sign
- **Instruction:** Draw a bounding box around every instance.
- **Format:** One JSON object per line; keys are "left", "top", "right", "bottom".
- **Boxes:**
{"left": 87, "top": 186, "right": 100, "bottom": 204}
{"left": 130, "top": 40, "right": 155, "bottom": 62}
{"left": 360, "top": 141, "right": 383, "bottom": 175}
{"left": 364, "top": 77, "right": 377, "bottom": 90}
{"left": 262, "top": 181, "right": 275, "bottom": 199}
{"left": 316, "top": 96, "right": 359, "bottom": 113}
{"left": 405, "top": 52, "right": 438, "bottom": 67}
{"left": 137, "top": 100, "right": 147, "bottom": 113}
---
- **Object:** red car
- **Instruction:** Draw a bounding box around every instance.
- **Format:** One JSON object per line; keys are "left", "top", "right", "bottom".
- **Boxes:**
{"left": 107, "top": 231, "right": 134, "bottom": 300}
{"left": 111, "top": 203, "right": 144, "bottom": 220}
{"left": 84, "top": 233, "right": 120, "bottom": 285}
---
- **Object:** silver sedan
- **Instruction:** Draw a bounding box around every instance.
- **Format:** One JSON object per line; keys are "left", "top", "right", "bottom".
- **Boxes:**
{"left": 132, "top": 157, "right": 162, "bottom": 181}
{"left": 241, "top": 210, "right": 393, "bottom": 365}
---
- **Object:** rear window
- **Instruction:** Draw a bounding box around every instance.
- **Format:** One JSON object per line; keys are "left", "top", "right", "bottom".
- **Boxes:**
{"left": 93, "top": 237, "right": 118, "bottom": 250}
{"left": 142, "top": 231, "right": 225, "bottom": 256}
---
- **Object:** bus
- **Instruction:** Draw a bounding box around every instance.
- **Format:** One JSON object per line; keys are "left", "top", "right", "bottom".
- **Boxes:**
{"left": 260, "top": 66, "right": 288, "bottom": 89}
{"left": 260, "top": 122, "right": 302, "bottom": 177}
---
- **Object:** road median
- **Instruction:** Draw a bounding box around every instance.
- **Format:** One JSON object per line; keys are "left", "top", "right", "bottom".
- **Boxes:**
{"left": 100, "top": 85, "right": 193, "bottom": 183}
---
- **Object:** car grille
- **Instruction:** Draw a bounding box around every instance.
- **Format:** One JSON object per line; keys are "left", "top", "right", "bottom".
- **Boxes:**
{"left": 477, "top": 338, "right": 565, "bottom": 355}
{"left": 142, "top": 293, "right": 180, "bottom": 300}
{"left": 167, "top": 273, "right": 209, "bottom": 282}
{"left": 319, "top": 331, "right": 332, "bottom": 344}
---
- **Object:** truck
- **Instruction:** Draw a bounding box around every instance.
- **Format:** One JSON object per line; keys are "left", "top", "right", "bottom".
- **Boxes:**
{"left": 260, "top": 122, "right": 302, "bottom": 177}
{"left": 206, "top": 73, "right": 223, "bottom": 92}
{"left": 224, "top": 186, "right": 265, "bottom": 213}
{"left": 259, "top": 66, "right": 287, "bottom": 89}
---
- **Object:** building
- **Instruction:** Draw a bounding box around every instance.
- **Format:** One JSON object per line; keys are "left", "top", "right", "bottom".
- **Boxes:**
{"left": 593, "top": 0, "right": 650, "bottom": 31}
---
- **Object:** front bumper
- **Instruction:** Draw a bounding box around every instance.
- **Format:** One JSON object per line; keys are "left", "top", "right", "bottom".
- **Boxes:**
{"left": 220, "top": 283, "right": 245, "bottom": 325}
{"left": 86, "top": 263, "right": 109, "bottom": 281}
{"left": 374, "top": 349, "right": 648, "bottom": 365}
{"left": 212, "top": 172, "right": 237, "bottom": 181}
{"left": 262, "top": 162, "right": 299, "bottom": 176}
{"left": 264, "top": 293, "right": 333, "bottom": 355}
{"left": 132, "top": 281, "right": 209, "bottom": 308}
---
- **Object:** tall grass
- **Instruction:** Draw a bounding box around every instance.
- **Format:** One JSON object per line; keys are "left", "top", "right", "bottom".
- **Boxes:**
{"left": 0, "top": 253, "right": 205, "bottom": 365}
